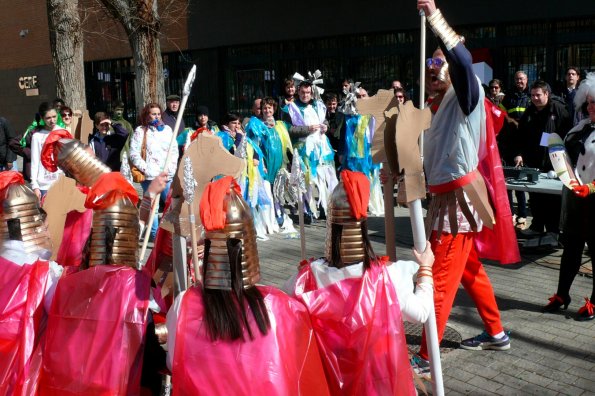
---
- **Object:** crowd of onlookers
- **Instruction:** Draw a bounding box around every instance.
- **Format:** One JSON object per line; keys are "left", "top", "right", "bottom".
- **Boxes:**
{"left": 0, "top": 67, "right": 585, "bottom": 243}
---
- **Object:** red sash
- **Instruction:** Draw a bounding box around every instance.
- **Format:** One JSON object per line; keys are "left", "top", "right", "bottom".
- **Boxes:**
{"left": 40, "top": 265, "right": 150, "bottom": 395}
{"left": 0, "top": 257, "right": 50, "bottom": 396}
{"left": 475, "top": 99, "right": 521, "bottom": 264}
{"left": 172, "top": 285, "right": 329, "bottom": 395}
{"left": 293, "top": 261, "right": 415, "bottom": 396}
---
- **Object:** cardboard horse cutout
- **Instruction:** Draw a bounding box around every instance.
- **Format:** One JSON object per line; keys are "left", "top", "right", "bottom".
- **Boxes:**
{"left": 43, "top": 174, "right": 88, "bottom": 261}
{"left": 160, "top": 133, "right": 244, "bottom": 295}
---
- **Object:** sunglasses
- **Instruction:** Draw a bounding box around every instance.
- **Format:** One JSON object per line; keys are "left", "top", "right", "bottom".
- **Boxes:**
{"left": 396, "top": 95, "right": 405, "bottom": 99}
{"left": 61, "top": 113, "right": 72, "bottom": 117}
{"left": 426, "top": 58, "right": 446, "bottom": 68}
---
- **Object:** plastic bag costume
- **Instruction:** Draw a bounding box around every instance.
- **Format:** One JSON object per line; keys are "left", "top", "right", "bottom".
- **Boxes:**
{"left": 39, "top": 173, "right": 153, "bottom": 395}
{"left": 167, "top": 176, "right": 329, "bottom": 395}
{"left": 290, "top": 170, "right": 415, "bottom": 395}
{"left": 0, "top": 171, "right": 54, "bottom": 396}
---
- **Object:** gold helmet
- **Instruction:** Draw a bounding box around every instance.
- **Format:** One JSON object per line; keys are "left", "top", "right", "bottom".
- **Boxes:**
{"left": 325, "top": 170, "right": 371, "bottom": 267}
{"left": 54, "top": 139, "right": 111, "bottom": 187}
{"left": 85, "top": 172, "right": 140, "bottom": 269}
{"left": 200, "top": 176, "right": 260, "bottom": 290}
{"left": 0, "top": 171, "right": 52, "bottom": 254}
{"left": 41, "top": 129, "right": 110, "bottom": 187}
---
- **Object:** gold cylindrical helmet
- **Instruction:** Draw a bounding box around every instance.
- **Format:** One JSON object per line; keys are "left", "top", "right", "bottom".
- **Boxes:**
{"left": 202, "top": 180, "right": 260, "bottom": 291}
{"left": 84, "top": 172, "right": 141, "bottom": 269}
{"left": 53, "top": 138, "right": 111, "bottom": 187}
{"left": 325, "top": 182, "right": 366, "bottom": 265}
{"left": 88, "top": 195, "right": 139, "bottom": 269}
{"left": 0, "top": 182, "right": 52, "bottom": 254}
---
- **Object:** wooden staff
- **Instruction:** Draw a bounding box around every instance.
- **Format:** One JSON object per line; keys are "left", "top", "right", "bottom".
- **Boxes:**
{"left": 139, "top": 65, "right": 197, "bottom": 263}
{"left": 415, "top": 9, "right": 444, "bottom": 396}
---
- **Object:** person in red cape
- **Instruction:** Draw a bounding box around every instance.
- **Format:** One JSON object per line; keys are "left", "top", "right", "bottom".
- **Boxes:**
{"left": 0, "top": 171, "right": 63, "bottom": 396}
{"left": 165, "top": 176, "right": 330, "bottom": 395}
{"left": 39, "top": 172, "right": 166, "bottom": 396}
{"left": 284, "top": 170, "right": 434, "bottom": 394}
{"left": 413, "top": 0, "right": 510, "bottom": 374}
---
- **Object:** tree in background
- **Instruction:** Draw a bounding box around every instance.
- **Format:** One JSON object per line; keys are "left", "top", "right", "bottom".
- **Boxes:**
{"left": 98, "top": 0, "right": 165, "bottom": 110}
{"left": 47, "top": 0, "right": 87, "bottom": 110}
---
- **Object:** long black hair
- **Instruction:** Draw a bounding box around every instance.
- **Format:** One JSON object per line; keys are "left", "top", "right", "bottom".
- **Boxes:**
{"left": 329, "top": 220, "right": 376, "bottom": 270}
{"left": 201, "top": 238, "right": 270, "bottom": 341}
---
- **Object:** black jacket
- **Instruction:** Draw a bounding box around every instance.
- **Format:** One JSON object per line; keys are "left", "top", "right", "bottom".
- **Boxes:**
{"left": 88, "top": 123, "right": 129, "bottom": 171}
{"left": 162, "top": 109, "right": 185, "bottom": 134}
{"left": 0, "top": 117, "right": 17, "bottom": 165}
{"left": 518, "top": 98, "right": 571, "bottom": 171}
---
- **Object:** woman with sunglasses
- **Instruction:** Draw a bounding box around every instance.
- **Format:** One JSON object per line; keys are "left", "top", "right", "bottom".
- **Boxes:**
{"left": 487, "top": 79, "right": 505, "bottom": 107}
{"left": 128, "top": 102, "right": 178, "bottom": 240}
{"left": 60, "top": 106, "right": 74, "bottom": 132}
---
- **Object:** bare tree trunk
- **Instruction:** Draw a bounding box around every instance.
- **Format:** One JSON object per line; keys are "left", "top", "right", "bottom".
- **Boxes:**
{"left": 99, "top": 0, "right": 165, "bottom": 111}
{"left": 47, "top": 0, "right": 87, "bottom": 110}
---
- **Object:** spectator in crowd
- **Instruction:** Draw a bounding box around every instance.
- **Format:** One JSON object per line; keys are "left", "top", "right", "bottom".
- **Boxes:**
{"left": 162, "top": 94, "right": 185, "bottom": 134}
{"left": 30, "top": 102, "right": 63, "bottom": 199}
{"left": 0, "top": 116, "right": 17, "bottom": 171}
{"left": 356, "top": 87, "right": 369, "bottom": 99}
{"left": 487, "top": 78, "right": 505, "bottom": 107}
{"left": 88, "top": 112, "right": 129, "bottom": 171}
{"left": 500, "top": 71, "right": 531, "bottom": 229}
{"left": 277, "top": 77, "right": 296, "bottom": 119}
{"left": 394, "top": 87, "right": 408, "bottom": 104}
{"left": 52, "top": 98, "right": 65, "bottom": 112}
{"left": 129, "top": 102, "right": 178, "bottom": 240}
{"left": 556, "top": 66, "right": 580, "bottom": 125}
{"left": 324, "top": 92, "right": 344, "bottom": 168}
{"left": 9, "top": 103, "right": 48, "bottom": 182}
{"left": 111, "top": 101, "right": 134, "bottom": 135}
{"left": 60, "top": 106, "right": 74, "bottom": 133}
{"left": 243, "top": 98, "right": 262, "bottom": 128}
{"left": 391, "top": 80, "right": 403, "bottom": 90}
{"left": 542, "top": 73, "right": 595, "bottom": 320}
{"left": 516, "top": 80, "right": 572, "bottom": 245}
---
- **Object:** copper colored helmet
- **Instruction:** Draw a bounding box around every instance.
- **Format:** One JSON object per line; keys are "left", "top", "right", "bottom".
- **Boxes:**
{"left": 204, "top": 185, "right": 260, "bottom": 290}
{"left": 0, "top": 183, "right": 52, "bottom": 254}
{"left": 53, "top": 138, "right": 111, "bottom": 187}
{"left": 325, "top": 181, "right": 366, "bottom": 266}
{"left": 88, "top": 195, "right": 139, "bottom": 268}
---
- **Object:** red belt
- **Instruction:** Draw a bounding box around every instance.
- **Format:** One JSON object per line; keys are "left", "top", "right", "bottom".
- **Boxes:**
{"left": 428, "top": 171, "right": 476, "bottom": 194}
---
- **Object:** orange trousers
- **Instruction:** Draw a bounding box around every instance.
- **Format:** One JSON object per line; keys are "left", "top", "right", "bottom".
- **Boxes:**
{"left": 418, "top": 232, "right": 503, "bottom": 360}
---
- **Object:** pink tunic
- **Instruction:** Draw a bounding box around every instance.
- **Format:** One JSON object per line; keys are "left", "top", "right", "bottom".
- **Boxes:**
{"left": 293, "top": 259, "right": 416, "bottom": 396}
{"left": 40, "top": 265, "right": 150, "bottom": 395}
{"left": 0, "top": 257, "right": 49, "bottom": 396}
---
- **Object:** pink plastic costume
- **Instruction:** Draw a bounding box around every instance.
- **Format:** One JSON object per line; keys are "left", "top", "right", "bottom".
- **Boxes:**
{"left": 171, "top": 285, "right": 330, "bottom": 396}
{"left": 0, "top": 257, "right": 49, "bottom": 396}
{"left": 293, "top": 258, "right": 415, "bottom": 396}
{"left": 39, "top": 265, "right": 151, "bottom": 395}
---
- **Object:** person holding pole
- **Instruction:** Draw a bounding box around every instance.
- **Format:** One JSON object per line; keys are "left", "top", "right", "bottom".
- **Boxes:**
{"left": 412, "top": 0, "right": 510, "bottom": 371}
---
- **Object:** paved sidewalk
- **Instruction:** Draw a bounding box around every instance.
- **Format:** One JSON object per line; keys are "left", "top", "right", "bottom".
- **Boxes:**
{"left": 256, "top": 207, "right": 595, "bottom": 395}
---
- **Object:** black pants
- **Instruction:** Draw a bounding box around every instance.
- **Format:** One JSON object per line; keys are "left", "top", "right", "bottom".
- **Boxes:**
{"left": 556, "top": 192, "right": 595, "bottom": 302}
{"left": 528, "top": 192, "right": 561, "bottom": 233}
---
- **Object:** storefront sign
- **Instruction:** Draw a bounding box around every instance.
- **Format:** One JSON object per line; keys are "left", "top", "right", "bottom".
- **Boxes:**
{"left": 18, "top": 76, "right": 39, "bottom": 90}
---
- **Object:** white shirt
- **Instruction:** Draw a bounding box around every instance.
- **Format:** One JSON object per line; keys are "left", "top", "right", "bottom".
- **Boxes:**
{"left": 284, "top": 258, "right": 433, "bottom": 324}
{"left": 30, "top": 129, "right": 63, "bottom": 191}
{"left": 1, "top": 240, "right": 63, "bottom": 312}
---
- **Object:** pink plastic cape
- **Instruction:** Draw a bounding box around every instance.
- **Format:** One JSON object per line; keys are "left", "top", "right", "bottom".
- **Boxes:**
{"left": 293, "top": 260, "right": 416, "bottom": 396}
{"left": 56, "top": 208, "right": 93, "bottom": 267}
{"left": 0, "top": 257, "right": 49, "bottom": 396}
{"left": 40, "top": 265, "right": 151, "bottom": 396}
{"left": 475, "top": 99, "right": 521, "bottom": 264}
{"left": 172, "top": 285, "right": 330, "bottom": 396}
